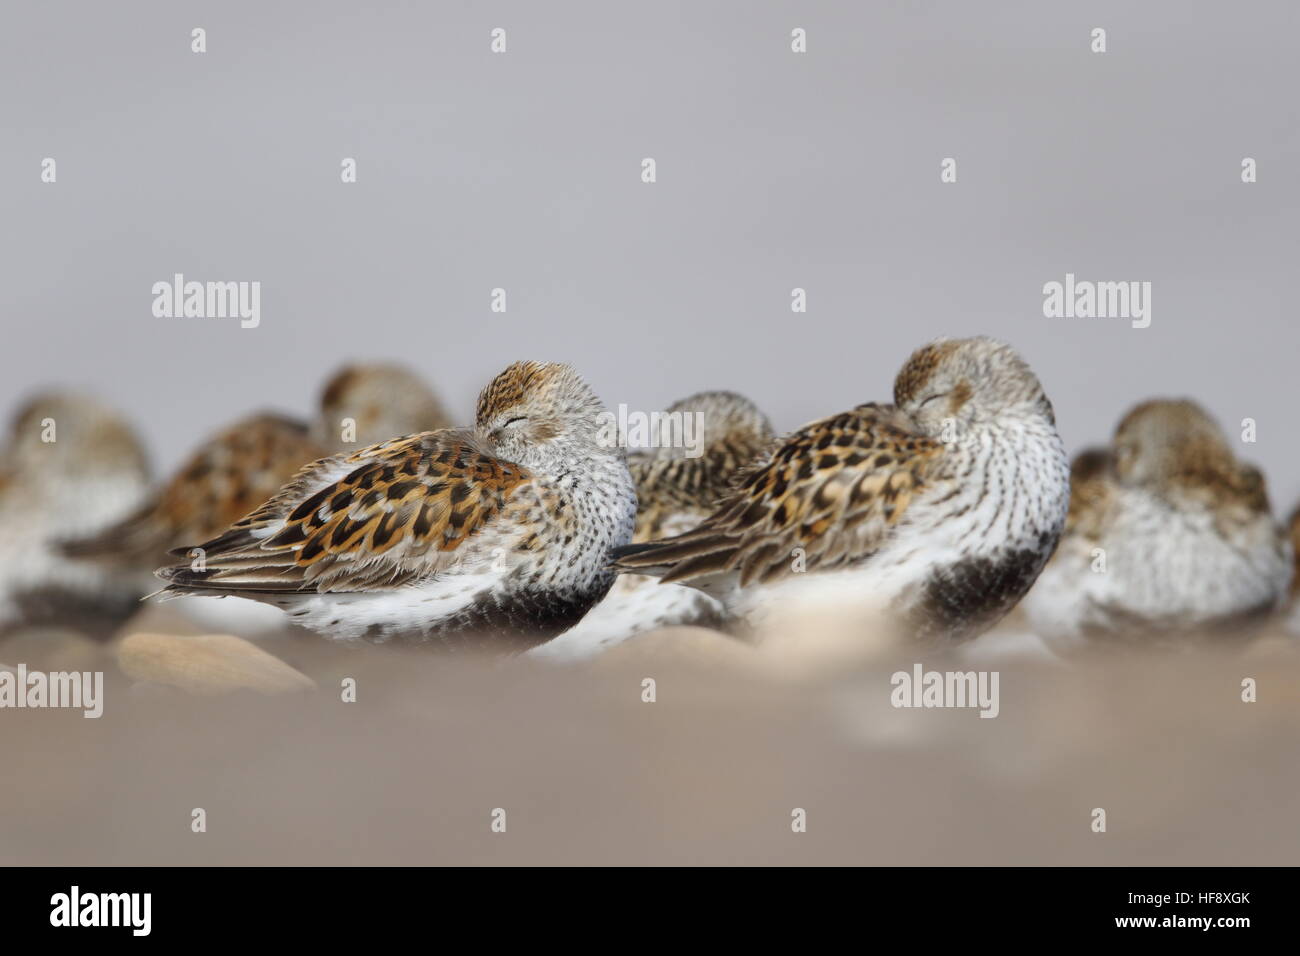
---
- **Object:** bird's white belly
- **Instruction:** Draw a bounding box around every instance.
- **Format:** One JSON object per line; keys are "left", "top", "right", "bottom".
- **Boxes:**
{"left": 529, "top": 574, "right": 721, "bottom": 661}
{"left": 1108, "top": 518, "right": 1286, "bottom": 621}
{"left": 730, "top": 471, "right": 1046, "bottom": 635}
{"left": 265, "top": 573, "right": 501, "bottom": 642}
{"left": 1026, "top": 495, "right": 1289, "bottom": 648}
{"left": 1022, "top": 538, "right": 1113, "bottom": 650}
{"left": 730, "top": 545, "right": 934, "bottom": 633}
{"left": 171, "top": 594, "right": 291, "bottom": 636}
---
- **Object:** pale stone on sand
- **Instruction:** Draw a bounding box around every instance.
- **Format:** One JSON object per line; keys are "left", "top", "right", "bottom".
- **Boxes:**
{"left": 751, "top": 599, "right": 907, "bottom": 680}
{"left": 117, "top": 633, "right": 316, "bottom": 696}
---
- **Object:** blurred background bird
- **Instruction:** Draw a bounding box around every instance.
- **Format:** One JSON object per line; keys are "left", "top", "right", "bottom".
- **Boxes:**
{"left": 63, "top": 362, "right": 450, "bottom": 636}
{"left": 1023, "top": 399, "right": 1293, "bottom": 650}
{"left": 312, "top": 361, "right": 453, "bottom": 451}
{"left": 0, "top": 392, "right": 151, "bottom": 640}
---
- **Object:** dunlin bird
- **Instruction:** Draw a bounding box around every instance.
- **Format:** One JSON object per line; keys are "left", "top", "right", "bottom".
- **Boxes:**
{"left": 155, "top": 361, "right": 637, "bottom": 650}
{"left": 1023, "top": 399, "right": 1293, "bottom": 649}
{"left": 534, "top": 390, "right": 774, "bottom": 660}
{"left": 0, "top": 393, "right": 150, "bottom": 638}
{"left": 65, "top": 364, "right": 450, "bottom": 634}
{"left": 613, "top": 338, "right": 1070, "bottom": 644}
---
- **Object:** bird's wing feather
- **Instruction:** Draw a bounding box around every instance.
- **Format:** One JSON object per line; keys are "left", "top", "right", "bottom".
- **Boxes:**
{"left": 628, "top": 436, "right": 779, "bottom": 542}
{"left": 156, "top": 429, "right": 534, "bottom": 593}
{"left": 612, "top": 403, "right": 949, "bottom": 586}
{"left": 64, "top": 413, "right": 326, "bottom": 565}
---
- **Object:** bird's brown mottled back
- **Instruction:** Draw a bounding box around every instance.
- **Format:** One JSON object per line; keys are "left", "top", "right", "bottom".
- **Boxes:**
{"left": 1114, "top": 399, "right": 1268, "bottom": 513}
{"left": 315, "top": 362, "right": 451, "bottom": 449}
{"left": 320, "top": 367, "right": 364, "bottom": 410}
{"left": 64, "top": 412, "right": 327, "bottom": 567}
{"left": 165, "top": 431, "right": 535, "bottom": 593}
{"left": 1064, "top": 447, "right": 1114, "bottom": 540}
{"left": 616, "top": 403, "right": 948, "bottom": 587}
{"left": 162, "top": 414, "right": 329, "bottom": 540}
{"left": 628, "top": 390, "right": 775, "bottom": 541}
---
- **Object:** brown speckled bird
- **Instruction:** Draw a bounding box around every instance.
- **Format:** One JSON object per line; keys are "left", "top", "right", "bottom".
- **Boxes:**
{"left": 64, "top": 364, "right": 449, "bottom": 634}
{"left": 65, "top": 413, "right": 328, "bottom": 572}
{"left": 0, "top": 392, "right": 151, "bottom": 638}
{"left": 613, "top": 338, "right": 1070, "bottom": 644}
{"left": 313, "top": 362, "right": 452, "bottom": 451}
{"left": 535, "top": 390, "right": 774, "bottom": 660}
{"left": 1024, "top": 399, "right": 1293, "bottom": 649}
{"left": 155, "top": 362, "right": 637, "bottom": 651}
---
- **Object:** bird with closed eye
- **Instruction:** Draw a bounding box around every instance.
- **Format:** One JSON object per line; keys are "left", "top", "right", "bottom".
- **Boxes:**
{"left": 613, "top": 337, "right": 1071, "bottom": 646}
{"left": 155, "top": 361, "right": 636, "bottom": 651}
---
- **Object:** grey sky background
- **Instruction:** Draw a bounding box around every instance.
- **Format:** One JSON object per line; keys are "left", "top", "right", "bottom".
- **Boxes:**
{"left": 2, "top": 1, "right": 1297, "bottom": 508}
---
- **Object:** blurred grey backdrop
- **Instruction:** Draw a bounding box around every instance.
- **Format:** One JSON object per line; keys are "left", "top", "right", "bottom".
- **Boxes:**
{"left": 2, "top": 1, "right": 1297, "bottom": 505}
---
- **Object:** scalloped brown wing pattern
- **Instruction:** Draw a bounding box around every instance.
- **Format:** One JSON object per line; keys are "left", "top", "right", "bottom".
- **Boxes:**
{"left": 614, "top": 404, "right": 948, "bottom": 587}
{"left": 64, "top": 413, "right": 328, "bottom": 566}
{"left": 161, "top": 431, "right": 534, "bottom": 593}
{"left": 627, "top": 436, "right": 774, "bottom": 544}
{"left": 160, "top": 414, "right": 325, "bottom": 538}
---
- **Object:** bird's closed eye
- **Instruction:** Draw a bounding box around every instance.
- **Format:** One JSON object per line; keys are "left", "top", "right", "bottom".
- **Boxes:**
{"left": 503, "top": 416, "right": 528, "bottom": 427}
{"left": 919, "top": 392, "right": 949, "bottom": 409}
